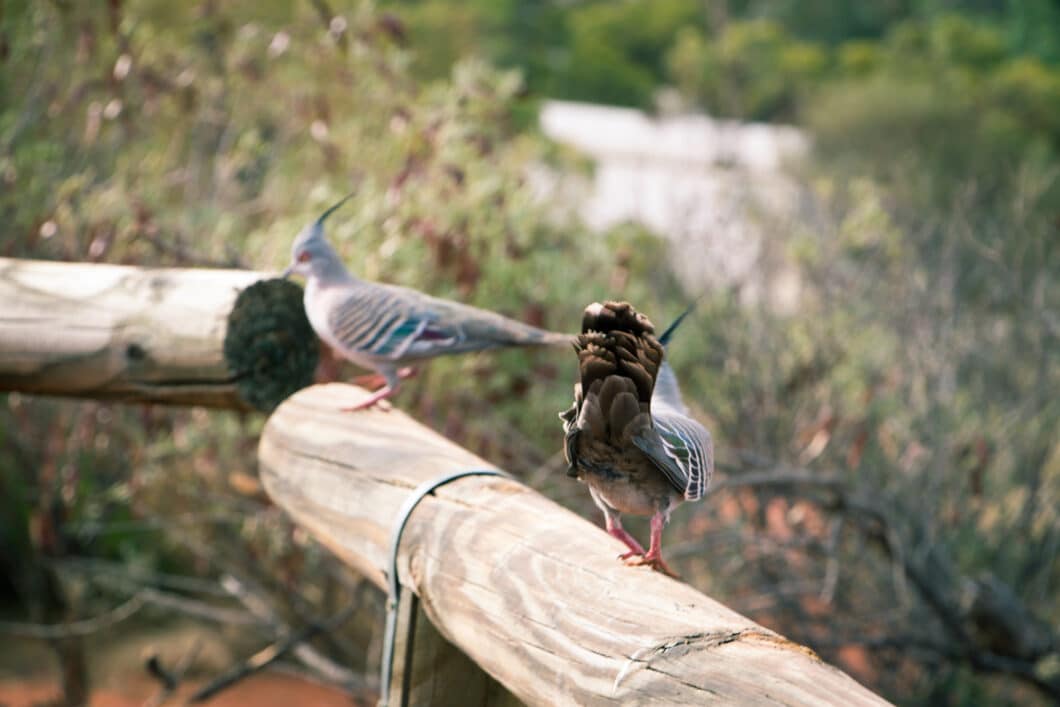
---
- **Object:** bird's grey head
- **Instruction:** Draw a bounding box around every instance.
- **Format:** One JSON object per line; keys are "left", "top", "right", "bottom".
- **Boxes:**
{"left": 282, "top": 194, "right": 352, "bottom": 281}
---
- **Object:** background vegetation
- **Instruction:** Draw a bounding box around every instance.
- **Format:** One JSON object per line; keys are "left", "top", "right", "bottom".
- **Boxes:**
{"left": 1, "top": 1, "right": 1057, "bottom": 705}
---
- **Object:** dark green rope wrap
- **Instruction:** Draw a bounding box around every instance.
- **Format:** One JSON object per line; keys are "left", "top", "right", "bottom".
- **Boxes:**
{"left": 223, "top": 278, "right": 318, "bottom": 412}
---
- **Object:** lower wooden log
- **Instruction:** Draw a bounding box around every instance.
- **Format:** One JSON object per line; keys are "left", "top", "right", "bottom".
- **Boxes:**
{"left": 258, "top": 384, "right": 891, "bottom": 706}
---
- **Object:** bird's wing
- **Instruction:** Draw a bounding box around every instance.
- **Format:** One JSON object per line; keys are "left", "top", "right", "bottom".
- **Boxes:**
{"left": 632, "top": 410, "right": 713, "bottom": 502}
{"left": 327, "top": 282, "right": 563, "bottom": 362}
{"left": 652, "top": 361, "right": 688, "bottom": 415}
{"left": 326, "top": 284, "right": 459, "bottom": 361}
{"left": 558, "top": 395, "right": 581, "bottom": 478}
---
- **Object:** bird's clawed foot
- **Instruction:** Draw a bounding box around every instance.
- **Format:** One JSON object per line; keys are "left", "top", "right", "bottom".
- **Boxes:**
{"left": 622, "top": 551, "right": 680, "bottom": 579}
{"left": 341, "top": 398, "right": 393, "bottom": 413}
{"left": 605, "top": 519, "right": 646, "bottom": 557}
{"left": 361, "top": 398, "right": 393, "bottom": 412}
{"left": 341, "top": 386, "right": 396, "bottom": 412}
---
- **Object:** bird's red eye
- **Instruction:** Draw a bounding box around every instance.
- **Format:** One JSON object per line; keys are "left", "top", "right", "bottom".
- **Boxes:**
{"left": 297, "top": 251, "right": 311, "bottom": 262}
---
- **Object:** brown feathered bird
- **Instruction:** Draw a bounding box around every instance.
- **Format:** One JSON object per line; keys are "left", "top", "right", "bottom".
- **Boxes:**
{"left": 559, "top": 301, "right": 713, "bottom": 577}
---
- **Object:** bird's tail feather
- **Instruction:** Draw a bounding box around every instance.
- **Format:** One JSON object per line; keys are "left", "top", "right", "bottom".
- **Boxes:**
{"left": 575, "top": 301, "right": 663, "bottom": 407}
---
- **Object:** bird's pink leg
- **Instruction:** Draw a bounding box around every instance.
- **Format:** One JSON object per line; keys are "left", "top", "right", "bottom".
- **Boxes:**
{"left": 341, "top": 383, "right": 399, "bottom": 412}
{"left": 623, "top": 512, "right": 679, "bottom": 578}
{"left": 351, "top": 367, "right": 417, "bottom": 390}
{"left": 604, "top": 515, "right": 645, "bottom": 558}
{"left": 345, "top": 368, "right": 417, "bottom": 410}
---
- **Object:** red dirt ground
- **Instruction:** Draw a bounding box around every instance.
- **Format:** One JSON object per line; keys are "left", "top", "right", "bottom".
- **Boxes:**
{"left": 0, "top": 673, "right": 371, "bottom": 706}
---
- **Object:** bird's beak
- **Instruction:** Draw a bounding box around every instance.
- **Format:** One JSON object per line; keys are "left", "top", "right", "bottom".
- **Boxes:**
{"left": 280, "top": 264, "right": 294, "bottom": 280}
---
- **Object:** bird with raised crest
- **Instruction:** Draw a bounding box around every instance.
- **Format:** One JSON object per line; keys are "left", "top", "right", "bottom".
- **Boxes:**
{"left": 559, "top": 301, "right": 713, "bottom": 577}
{"left": 282, "top": 196, "right": 572, "bottom": 410}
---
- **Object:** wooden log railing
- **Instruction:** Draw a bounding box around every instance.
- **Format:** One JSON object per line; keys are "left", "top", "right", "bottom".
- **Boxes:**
{"left": 260, "top": 383, "right": 891, "bottom": 705}
{"left": 0, "top": 257, "right": 890, "bottom": 704}
{"left": 0, "top": 258, "right": 314, "bottom": 411}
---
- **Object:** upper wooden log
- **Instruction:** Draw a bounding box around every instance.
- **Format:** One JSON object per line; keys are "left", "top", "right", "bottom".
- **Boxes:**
{"left": 259, "top": 384, "right": 891, "bottom": 706}
{"left": 0, "top": 258, "right": 316, "bottom": 410}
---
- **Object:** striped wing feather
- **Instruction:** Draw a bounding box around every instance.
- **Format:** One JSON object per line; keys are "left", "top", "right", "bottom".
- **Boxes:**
{"left": 327, "top": 282, "right": 561, "bottom": 362}
{"left": 632, "top": 411, "right": 713, "bottom": 502}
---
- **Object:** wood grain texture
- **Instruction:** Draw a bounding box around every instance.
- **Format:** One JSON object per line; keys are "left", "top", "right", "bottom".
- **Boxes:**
{"left": 259, "top": 384, "right": 892, "bottom": 706}
{"left": 389, "top": 591, "right": 520, "bottom": 706}
{"left": 0, "top": 257, "right": 264, "bottom": 407}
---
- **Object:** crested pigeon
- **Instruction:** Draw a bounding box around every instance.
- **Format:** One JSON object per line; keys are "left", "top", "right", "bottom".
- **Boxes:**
{"left": 559, "top": 301, "right": 713, "bottom": 577}
{"left": 282, "top": 196, "right": 571, "bottom": 410}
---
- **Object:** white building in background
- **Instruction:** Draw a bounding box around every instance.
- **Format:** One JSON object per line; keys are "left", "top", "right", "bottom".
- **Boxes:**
{"left": 536, "top": 100, "right": 806, "bottom": 310}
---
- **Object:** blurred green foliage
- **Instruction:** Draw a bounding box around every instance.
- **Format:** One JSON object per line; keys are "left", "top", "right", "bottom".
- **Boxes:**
{"left": 667, "top": 19, "right": 828, "bottom": 120}
{"left": 384, "top": 0, "right": 1060, "bottom": 112}
{"left": 373, "top": 2, "right": 1058, "bottom": 703}
{"left": 0, "top": 0, "right": 682, "bottom": 693}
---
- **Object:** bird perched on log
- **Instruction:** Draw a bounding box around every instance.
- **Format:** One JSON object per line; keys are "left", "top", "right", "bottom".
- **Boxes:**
{"left": 559, "top": 301, "right": 713, "bottom": 577}
{"left": 282, "top": 196, "right": 572, "bottom": 410}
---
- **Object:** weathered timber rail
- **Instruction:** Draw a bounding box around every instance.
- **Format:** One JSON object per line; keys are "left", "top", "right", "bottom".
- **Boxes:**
{"left": 0, "top": 257, "right": 890, "bottom": 704}
{"left": 0, "top": 258, "right": 314, "bottom": 410}
{"left": 260, "top": 383, "right": 891, "bottom": 706}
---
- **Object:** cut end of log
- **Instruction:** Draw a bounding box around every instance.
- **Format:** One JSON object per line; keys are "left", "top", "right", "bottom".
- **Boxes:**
{"left": 0, "top": 259, "right": 269, "bottom": 408}
{"left": 223, "top": 278, "right": 318, "bottom": 412}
